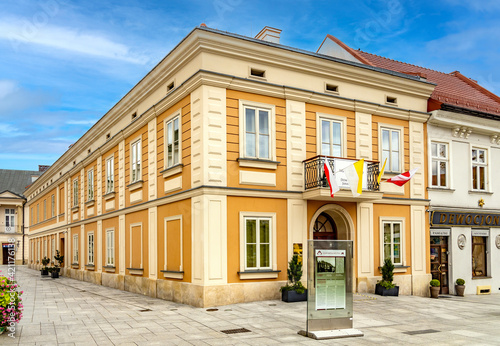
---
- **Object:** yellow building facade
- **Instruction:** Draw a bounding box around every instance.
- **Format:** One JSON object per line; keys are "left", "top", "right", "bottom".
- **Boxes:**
{"left": 26, "top": 26, "right": 435, "bottom": 306}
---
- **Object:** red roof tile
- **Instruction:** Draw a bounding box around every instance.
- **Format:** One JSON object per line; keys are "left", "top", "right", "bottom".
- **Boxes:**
{"left": 345, "top": 47, "right": 500, "bottom": 116}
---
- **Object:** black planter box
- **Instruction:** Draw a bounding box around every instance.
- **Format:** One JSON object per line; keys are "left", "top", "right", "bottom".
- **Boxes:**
{"left": 51, "top": 271, "right": 59, "bottom": 279}
{"left": 375, "top": 283, "right": 399, "bottom": 296}
{"left": 282, "top": 289, "right": 307, "bottom": 302}
{"left": 41, "top": 269, "right": 49, "bottom": 276}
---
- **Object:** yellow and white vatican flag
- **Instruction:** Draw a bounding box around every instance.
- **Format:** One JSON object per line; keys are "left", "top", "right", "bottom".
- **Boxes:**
{"left": 343, "top": 159, "right": 364, "bottom": 196}
{"left": 324, "top": 162, "right": 340, "bottom": 197}
{"left": 377, "top": 158, "right": 387, "bottom": 184}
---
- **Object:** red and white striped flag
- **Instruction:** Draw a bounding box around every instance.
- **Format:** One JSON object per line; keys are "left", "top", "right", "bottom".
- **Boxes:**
{"left": 386, "top": 168, "right": 419, "bottom": 186}
{"left": 324, "top": 162, "right": 340, "bottom": 197}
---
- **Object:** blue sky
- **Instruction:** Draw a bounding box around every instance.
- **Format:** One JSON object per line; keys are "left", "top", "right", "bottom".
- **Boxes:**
{"left": 1, "top": 0, "right": 499, "bottom": 170}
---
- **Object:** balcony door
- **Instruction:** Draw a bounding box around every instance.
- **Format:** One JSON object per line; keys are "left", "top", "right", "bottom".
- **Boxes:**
{"left": 320, "top": 118, "right": 342, "bottom": 157}
{"left": 313, "top": 212, "right": 337, "bottom": 240}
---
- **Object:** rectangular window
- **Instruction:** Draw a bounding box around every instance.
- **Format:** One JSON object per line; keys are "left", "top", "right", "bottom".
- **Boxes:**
{"left": 106, "top": 229, "right": 115, "bottom": 266}
{"left": 43, "top": 200, "right": 47, "bottom": 220}
{"left": 51, "top": 195, "right": 55, "bottom": 217}
{"left": 472, "top": 148, "right": 487, "bottom": 191}
{"left": 383, "top": 221, "right": 402, "bottom": 265}
{"left": 88, "top": 232, "right": 94, "bottom": 265}
{"left": 106, "top": 156, "right": 114, "bottom": 193}
{"left": 381, "top": 128, "right": 401, "bottom": 172}
{"left": 244, "top": 106, "right": 270, "bottom": 159}
{"left": 51, "top": 238, "right": 55, "bottom": 263}
{"left": 320, "top": 118, "right": 342, "bottom": 157}
{"left": 472, "top": 236, "right": 487, "bottom": 277}
{"left": 245, "top": 217, "right": 272, "bottom": 270}
{"left": 5, "top": 208, "right": 15, "bottom": 231}
{"left": 87, "top": 170, "right": 94, "bottom": 201}
{"left": 73, "top": 179, "right": 79, "bottom": 207}
{"left": 73, "top": 235, "right": 79, "bottom": 263}
{"left": 166, "top": 116, "right": 180, "bottom": 168}
{"left": 131, "top": 140, "right": 142, "bottom": 182}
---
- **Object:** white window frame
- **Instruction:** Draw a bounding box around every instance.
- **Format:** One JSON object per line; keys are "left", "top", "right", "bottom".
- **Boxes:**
{"left": 106, "top": 228, "right": 115, "bottom": 266}
{"left": 129, "top": 223, "right": 143, "bottom": 269}
{"left": 379, "top": 217, "right": 405, "bottom": 267}
{"left": 471, "top": 146, "right": 489, "bottom": 192}
{"left": 164, "top": 110, "right": 182, "bottom": 169}
{"left": 51, "top": 194, "right": 55, "bottom": 217}
{"left": 131, "top": 139, "right": 142, "bottom": 183}
{"left": 87, "top": 232, "right": 94, "bottom": 265}
{"left": 239, "top": 212, "right": 277, "bottom": 279}
{"left": 73, "top": 234, "right": 79, "bottom": 263}
{"left": 87, "top": 170, "right": 94, "bottom": 201}
{"left": 378, "top": 124, "right": 404, "bottom": 174}
{"left": 106, "top": 156, "right": 114, "bottom": 193}
{"left": 316, "top": 112, "right": 347, "bottom": 157}
{"left": 163, "top": 215, "right": 183, "bottom": 276}
{"left": 5, "top": 208, "right": 15, "bottom": 231}
{"left": 73, "top": 179, "right": 79, "bottom": 207}
{"left": 430, "top": 141, "right": 450, "bottom": 188}
{"left": 238, "top": 100, "right": 276, "bottom": 161}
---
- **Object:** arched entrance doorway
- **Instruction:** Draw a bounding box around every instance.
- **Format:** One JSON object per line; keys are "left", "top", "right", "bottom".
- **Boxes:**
{"left": 313, "top": 212, "right": 337, "bottom": 240}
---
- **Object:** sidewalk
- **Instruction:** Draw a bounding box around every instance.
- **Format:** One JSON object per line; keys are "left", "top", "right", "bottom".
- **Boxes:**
{"left": 3, "top": 265, "right": 500, "bottom": 345}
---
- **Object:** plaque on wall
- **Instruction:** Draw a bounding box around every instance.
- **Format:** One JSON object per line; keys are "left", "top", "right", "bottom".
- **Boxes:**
{"left": 457, "top": 234, "right": 466, "bottom": 250}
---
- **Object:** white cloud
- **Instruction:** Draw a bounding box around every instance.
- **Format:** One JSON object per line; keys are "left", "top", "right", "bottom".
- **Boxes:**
{"left": 0, "top": 17, "right": 149, "bottom": 64}
{"left": 0, "top": 80, "right": 19, "bottom": 99}
{"left": 0, "top": 123, "right": 28, "bottom": 137}
{"left": 66, "top": 119, "right": 98, "bottom": 126}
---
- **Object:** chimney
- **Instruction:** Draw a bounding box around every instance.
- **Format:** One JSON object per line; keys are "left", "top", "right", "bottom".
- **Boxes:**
{"left": 38, "top": 165, "right": 50, "bottom": 172}
{"left": 255, "top": 26, "right": 282, "bottom": 44}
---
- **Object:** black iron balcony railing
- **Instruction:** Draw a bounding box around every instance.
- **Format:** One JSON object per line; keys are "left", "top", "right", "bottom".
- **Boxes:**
{"left": 303, "top": 155, "right": 380, "bottom": 191}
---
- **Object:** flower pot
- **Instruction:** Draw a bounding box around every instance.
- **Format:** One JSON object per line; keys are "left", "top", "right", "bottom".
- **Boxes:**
{"left": 51, "top": 271, "right": 59, "bottom": 279}
{"left": 430, "top": 286, "right": 440, "bottom": 298}
{"left": 281, "top": 289, "right": 307, "bottom": 302}
{"left": 455, "top": 284, "right": 465, "bottom": 297}
{"left": 375, "top": 283, "right": 399, "bottom": 296}
{"left": 41, "top": 269, "right": 49, "bottom": 276}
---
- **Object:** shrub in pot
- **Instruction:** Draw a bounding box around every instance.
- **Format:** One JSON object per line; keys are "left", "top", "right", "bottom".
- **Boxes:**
{"left": 375, "top": 259, "right": 399, "bottom": 296}
{"left": 281, "top": 255, "right": 307, "bottom": 302}
{"left": 430, "top": 279, "right": 440, "bottom": 298}
{"left": 455, "top": 278, "right": 465, "bottom": 297}
{"left": 52, "top": 250, "right": 64, "bottom": 278}
{"left": 40, "top": 257, "right": 50, "bottom": 276}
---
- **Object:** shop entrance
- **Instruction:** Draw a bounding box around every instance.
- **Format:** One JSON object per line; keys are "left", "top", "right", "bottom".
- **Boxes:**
{"left": 430, "top": 236, "right": 449, "bottom": 294}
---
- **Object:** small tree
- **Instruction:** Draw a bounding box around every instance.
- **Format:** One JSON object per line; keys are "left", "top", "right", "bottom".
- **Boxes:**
{"left": 41, "top": 256, "right": 50, "bottom": 270}
{"left": 281, "top": 255, "right": 306, "bottom": 294}
{"left": 54, "top": 250, "right": 64, "bottom": 269}
{"left": 379, "top": 258, "right": 395, "bottom": 289}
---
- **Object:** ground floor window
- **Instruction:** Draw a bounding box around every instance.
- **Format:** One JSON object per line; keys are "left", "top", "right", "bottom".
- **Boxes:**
{"left": 472, "top": 236, "right": 487, "bottom": 277}
{"left": 88, "top": 232, "right": 94, "bottom": 265}
{"left": 73, "top": 235, "right": 79, "bottom": 263}
{"left": 381, "top": 220, "right": 403, "bottom": 266}
{"left": 106, "top": 229, "right": 114, "bottom": 266}
{"left": 245, "top": 217, "right": 271, "bottom": 269}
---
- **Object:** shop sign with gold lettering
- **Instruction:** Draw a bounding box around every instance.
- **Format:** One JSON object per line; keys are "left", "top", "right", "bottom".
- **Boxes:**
{"left": 431, "top": 211, "right": 500, "bottom": 227}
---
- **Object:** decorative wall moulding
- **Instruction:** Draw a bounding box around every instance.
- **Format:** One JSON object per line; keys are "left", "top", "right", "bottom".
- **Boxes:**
{"left": 452, "top": 126, "right": 472, "bottom": 139}
{"left": 457, "top": 234, "right": 466, "bottom": 250}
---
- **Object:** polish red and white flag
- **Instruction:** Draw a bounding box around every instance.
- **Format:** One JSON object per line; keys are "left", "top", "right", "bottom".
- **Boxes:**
{"left": 385, "top": 168, "right": 419, "bottom": 186}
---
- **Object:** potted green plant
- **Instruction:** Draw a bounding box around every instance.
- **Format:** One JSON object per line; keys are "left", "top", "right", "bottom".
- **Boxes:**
{"left": 375, "top": 258, "right": 399, "bottom": 296}
{"left": 40, "top": 256, "right": 50, "bottom": 276}
{"left": 280, "top": 255, "right": 307, "bottom": 302}
{"left": 430, "top": 279, "right": 440, "bottom": 298}
{"left": 52, "top": 250, "right": 64, "bottom": 278}
{"left": 455, "top": 278, "right": 465, "bottom": 297}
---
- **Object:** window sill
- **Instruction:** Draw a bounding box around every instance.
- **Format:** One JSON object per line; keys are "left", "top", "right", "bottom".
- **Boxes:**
{"left": 127, "top": 180, "right": 144, "bottom": 192}
{"left": 85, "top": 200, "right": 95, "bottom": 207}
{"left": 127, "top": 267, "right": 144, "bottom": 275}
{"left": 103, "top": 266, "right": 116, "bottom": 273}
{"left": 468, "top": 190, "right": 493, "bottom": 195}
{"left": 472, "top": 276, "right": 491, "bottom": 280}
{"left": 71, "top": 206, "right": 79, "bottom": 212}
{"left": 427, "top": 187, "right": 455, "bottom": 192}
{"left": 160, "top": 270, "right": 184, "bottom": 279}
{"left": 161, "top": 164, "right": 183, "bottom": 178}
{"left": 104, "top": 192, "right": 115, "bottom": 200}
{"left": 237, "top": 158, "right": 280, "bottom": 170}
{"left": 71, "top": 263, "right": 79, "bottom": 269}
{"left": 85, "top": 264, "right": 95, "bottom": 271}
{"left": 238, "top": 270, "right": 280, "bottom": 280}
{"left": 378, "top": 265, "right": 409, "bottom": 273}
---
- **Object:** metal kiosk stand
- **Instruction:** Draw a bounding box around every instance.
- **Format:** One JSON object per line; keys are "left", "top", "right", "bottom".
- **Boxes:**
{"left": 299, "top": 240, "right": 363, "bottom": 340}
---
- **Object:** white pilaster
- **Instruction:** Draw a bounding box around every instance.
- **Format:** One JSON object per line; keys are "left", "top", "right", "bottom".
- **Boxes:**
{"left": 80, "top": 224, "right": 85, "bottom": 271}
{"left": 148, "top": 206, "right": 157, "bottom": 279}
{"left": 355, "top": 112, "right": 373, "bottom": 160}
{"left": 118, "top": 140, "right": 125, "bottom": 209}
{"left": 80, "top": 169, "right": 84, "bottom": 220}
{"left": 118, "top": 214, "right": 125, "bottom": 275}
{"left": 286, "top": 100, "right": 306, "bottom": 191}
{"left": 357, "top": 202, "right": 374, "bottom": 280}
{"left": 148, "top": 119, "right": 157, "bottom": 201}
{"left": 287, "top": 199, "right": 307, "bottom": 279}
{"left": 97, "top": 220, "right": 102, "bottom": 273}
{"left": 409, "top": 121, "right": 425, "bottom": 198}
{"left": 97, "top": 156, "right": 102, "bottom": 215}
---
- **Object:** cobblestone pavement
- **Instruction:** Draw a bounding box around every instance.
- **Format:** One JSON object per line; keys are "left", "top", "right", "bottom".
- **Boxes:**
{"left": 2, "top": 265, "right": 500, "bottom": 345}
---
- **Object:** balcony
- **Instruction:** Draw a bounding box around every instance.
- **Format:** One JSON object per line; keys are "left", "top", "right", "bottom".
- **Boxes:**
{"left": 0, "top": 225, "right": 21, "bottom": 234}
{"left": 303, "top": 155, "right": 382, "bottom": 201}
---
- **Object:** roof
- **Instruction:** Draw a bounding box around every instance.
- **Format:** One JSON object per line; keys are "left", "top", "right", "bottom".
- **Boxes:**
{"left": 0, "top": 169, "right": 43, "bottom": 197}
{"left": 323, "top": 35, "right": 500, "bottom": 116}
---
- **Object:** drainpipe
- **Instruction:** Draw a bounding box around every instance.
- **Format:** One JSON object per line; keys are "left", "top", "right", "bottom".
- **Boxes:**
{"left": 22, "top": 200, "right": 25, "bottom": 265}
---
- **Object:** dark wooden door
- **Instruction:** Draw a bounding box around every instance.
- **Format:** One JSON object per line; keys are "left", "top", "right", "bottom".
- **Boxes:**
{"left": 430, "top": 236, "right": 449, "bottom": 294}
